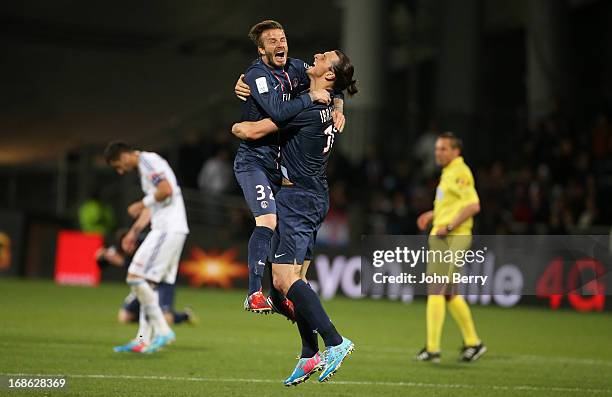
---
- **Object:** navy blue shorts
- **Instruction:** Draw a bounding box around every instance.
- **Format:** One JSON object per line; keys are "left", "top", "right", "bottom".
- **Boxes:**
{"left": 271, "top": 228, "right": 316, "bottom": 263}
{"left": 271, "top": 187, "right": 329, "bottom": 265}
{"left": 235, "top": 168, "right": 281, "bottom": 217}
{"left": 122, "top": 282, "right": 176, "bottom": 315}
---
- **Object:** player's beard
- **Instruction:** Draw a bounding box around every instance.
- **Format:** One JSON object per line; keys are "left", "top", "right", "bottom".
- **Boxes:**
{"left": 265, "top": 49, "right": 287, "bottom": 68}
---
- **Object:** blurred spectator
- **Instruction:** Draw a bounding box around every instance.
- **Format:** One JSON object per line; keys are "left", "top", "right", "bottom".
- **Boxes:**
{"left": 413, "top": 120, "right": 440, "bottom": 180}
{"left": 386, "top": 191, "right": 418, "bottom": 235}
{"left": 318, "top": 182, "right": 350, "bottom": 247}
{"left": 197, "top": 148, "right": 233, "bottom": 195}
{"left": 177, "top": 129, "right": 207, "bottom": 189}
{"left": 78, "top": 191, "right": 116, "bottom": 236}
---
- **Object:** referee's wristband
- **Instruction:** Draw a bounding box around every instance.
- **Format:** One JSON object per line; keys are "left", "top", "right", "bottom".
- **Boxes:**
{"left": 142, "top": 194, "right": 156, "bottom": 207}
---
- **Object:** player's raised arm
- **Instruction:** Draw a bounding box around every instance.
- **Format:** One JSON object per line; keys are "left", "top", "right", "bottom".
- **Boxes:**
{"left": 232, "top": 118, "right": 279, "bottom": 140}
{"left": 332, "top": 96, "right": 345, "bottom": 132}
{"left": 244, "top": 70, "right": 330, "bottom": 123}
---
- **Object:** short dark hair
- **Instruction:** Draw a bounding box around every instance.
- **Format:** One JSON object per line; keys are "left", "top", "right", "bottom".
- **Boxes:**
{"left": 103, "top": 141, "right": 131, "bottom": 164}
{"left": 438, "top": 131, "right": 463, "bottom": 150}
{"left": 248, "top": 20, "right": 284, "bottom": 48}
{"left": 331, "top": 50, "right": 358, "bottom": 97}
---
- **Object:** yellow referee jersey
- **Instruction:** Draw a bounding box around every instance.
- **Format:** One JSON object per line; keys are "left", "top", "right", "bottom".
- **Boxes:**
{"left": 431, "top": 156, "right": 479, "bottom": 236}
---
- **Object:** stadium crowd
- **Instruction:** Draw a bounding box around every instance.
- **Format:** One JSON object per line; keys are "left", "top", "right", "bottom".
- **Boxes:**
{"left": 173, "top": 110, "right": 611, "bottom": 244}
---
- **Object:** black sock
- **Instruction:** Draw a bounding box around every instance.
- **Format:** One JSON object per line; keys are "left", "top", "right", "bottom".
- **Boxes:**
{"left": 296, "top": 310, "right": 319, "bottom": 358}
{"left": 287, "top": 279, "right": 342, "bottom": 347}
{"left": 173, "top": 311, "right": 189, "bottom": 324}
{"left": 247, "top": 226, "right": 273, "bottom": 294}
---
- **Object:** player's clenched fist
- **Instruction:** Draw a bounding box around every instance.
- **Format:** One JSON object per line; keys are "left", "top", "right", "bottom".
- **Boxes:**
{"left": 121, "top": 230, "right": 137, "bottom": 254}
{"left": 308, "top": 89, "right": 331, "bottom": 105}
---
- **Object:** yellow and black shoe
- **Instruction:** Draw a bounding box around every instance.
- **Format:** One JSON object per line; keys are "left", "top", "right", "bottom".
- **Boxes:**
{"left": 415, "top": 347, "right": 441, "bottom": 363}
{"left": 460, "top": 343, "right": 487, "bottom": 362}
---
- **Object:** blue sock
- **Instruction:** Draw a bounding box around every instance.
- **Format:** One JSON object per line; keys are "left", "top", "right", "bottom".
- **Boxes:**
{"left": 172, "top": 311, "right": 189, "bottom": 324}
{"left": 296, "top": 310, "right": 319, "bottom": 358}
{"left": 247, "top": 226, "right": 273, "bottom": 294}
{"left": 287, "top": 279, "right": 342, "bottom": 347}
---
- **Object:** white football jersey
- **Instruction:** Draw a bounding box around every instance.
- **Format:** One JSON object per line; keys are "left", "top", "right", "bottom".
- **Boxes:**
{"left": 138, "top": 151, "right": 189, "bottom": 234}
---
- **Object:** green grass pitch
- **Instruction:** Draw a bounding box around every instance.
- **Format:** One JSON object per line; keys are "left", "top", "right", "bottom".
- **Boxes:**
{"left": 1, "top": 278, "right": 611, "bottom": 396}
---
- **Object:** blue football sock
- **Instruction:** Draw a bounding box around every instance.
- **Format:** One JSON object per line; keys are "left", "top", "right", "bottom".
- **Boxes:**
{"left": 247, "top": 226, "right": 273, "bottom": 295}
{"left": 172, "top": 311, "right": 189, "bottom": 324}
{"left": 287, "top": 279, "right": 342, "bottom": 347}
{"left": 296, "top": 310, "right": 319, "bottom": 358}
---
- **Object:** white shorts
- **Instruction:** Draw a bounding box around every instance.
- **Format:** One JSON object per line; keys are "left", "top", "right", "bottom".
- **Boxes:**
{"left": 128, "top": 230, "right": 186, "bottom": 284}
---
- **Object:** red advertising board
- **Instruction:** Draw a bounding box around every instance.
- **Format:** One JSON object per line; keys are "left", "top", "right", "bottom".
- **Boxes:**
{"left": 54, "top": 230, "right": 103, "bottom": 286}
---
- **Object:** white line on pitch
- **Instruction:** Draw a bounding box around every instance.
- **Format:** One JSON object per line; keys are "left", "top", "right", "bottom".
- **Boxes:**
{"left": 3, "top": 340, "right": 612, "bottom": 368}
{"left": 1, "top": 373, "right": 610, "bottom": 394}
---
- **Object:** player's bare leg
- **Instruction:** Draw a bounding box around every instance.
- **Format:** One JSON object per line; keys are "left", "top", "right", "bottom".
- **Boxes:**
{"left": 270, "top": 259, "right": 310, "bottom": 324}
{"left": 300, "top": 260, "right": 311, "bottom": 282}
{"left": 271, "top": 262, "right": 301, "bottom": 296}
{"left": 265, "top": 257, "right": 298, "bottom": 321}
{"left": 272, "top": 258, "right": 313, "bottom": 322}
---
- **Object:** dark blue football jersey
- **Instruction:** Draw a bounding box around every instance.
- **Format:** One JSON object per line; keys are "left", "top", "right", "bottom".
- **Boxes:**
{"left": 279, "top": 101, "right": 338, "bottom": 194}
{"left": 234, "top": 57, "right": 311, "bottom": 174}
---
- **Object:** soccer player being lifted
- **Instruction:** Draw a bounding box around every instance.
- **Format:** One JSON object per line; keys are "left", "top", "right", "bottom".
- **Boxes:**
{"left": 232, "top": 50, "right": 357, "bottom": 385}
{"left": 233, "top": 20, "right": 345, "bottom": 315}
{"left": 104, "top": 142, "right": 189, "bottom": 354}
{"left": 415, "top": 132, "right": 486, "bottom": 363}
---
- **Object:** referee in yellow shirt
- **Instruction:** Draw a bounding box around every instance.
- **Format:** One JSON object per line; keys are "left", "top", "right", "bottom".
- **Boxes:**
{"left": 415, "top": 132, "right": 486, "bottom": 363}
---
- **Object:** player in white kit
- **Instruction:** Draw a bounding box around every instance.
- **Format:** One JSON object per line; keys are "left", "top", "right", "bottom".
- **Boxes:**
{"left": 104, "top": 141, "right": 189, "bottom": 354}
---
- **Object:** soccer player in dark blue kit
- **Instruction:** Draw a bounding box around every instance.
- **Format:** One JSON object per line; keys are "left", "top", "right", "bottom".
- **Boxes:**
{"left": 233, "top": 20, "right": 345, "bottom": 314}
{"left": 232, "top": 49, "right": 358, "bottom": 385}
